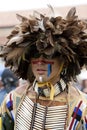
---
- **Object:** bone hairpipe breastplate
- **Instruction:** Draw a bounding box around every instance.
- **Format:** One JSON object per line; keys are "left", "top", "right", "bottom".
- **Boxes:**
{"left": 15, "top": 96, "right": 68, "bottom": 130}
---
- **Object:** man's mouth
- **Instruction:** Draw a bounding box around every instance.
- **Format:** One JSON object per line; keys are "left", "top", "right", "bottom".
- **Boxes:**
{"left": 37, "top": 69, "right": 46, "bottom": 74}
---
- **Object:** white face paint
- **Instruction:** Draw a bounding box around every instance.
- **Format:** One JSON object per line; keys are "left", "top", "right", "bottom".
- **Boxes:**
{"left": 39, "top": 76, "right": 43, "bottom": 82}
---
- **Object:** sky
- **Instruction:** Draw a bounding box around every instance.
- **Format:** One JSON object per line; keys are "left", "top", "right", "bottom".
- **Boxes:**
{"left": 0, "top": 0, "right": 87, "bottom": 12}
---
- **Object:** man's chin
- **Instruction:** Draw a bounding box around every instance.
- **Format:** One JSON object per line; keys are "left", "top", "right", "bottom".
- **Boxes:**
{"left": 37, "top": 76, "right": 48, "bottom": 83}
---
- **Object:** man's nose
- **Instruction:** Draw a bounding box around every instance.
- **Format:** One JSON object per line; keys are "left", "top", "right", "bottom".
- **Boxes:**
{"left": 37, "top": 55, "right": 45, "bottom": 65}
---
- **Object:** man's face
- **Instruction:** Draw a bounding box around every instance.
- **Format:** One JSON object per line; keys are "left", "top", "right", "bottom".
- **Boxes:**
{"left": 31, "top": 53, "right": 63, "bottom": 82}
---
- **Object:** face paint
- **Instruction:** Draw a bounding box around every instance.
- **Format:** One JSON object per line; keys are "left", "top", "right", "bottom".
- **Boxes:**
{"left": 39, "top": 76, "right": 43, "bottom": 82}
{"left": 31, "top": 59, "right": 54, "bottom": 64}
{"left": 47, "top": 64, "right": 52, "bottom": 77}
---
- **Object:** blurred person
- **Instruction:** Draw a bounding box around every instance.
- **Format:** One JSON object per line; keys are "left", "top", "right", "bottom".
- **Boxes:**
{"left": 77, "top": 68, "right": 87, "bottom": 94}
{"left": 82, "top": 80, "right": 87, "bottom": 93}
{"left": 0, "top": 80, "right": 5, "bottom": 106}
{"left": 0, "top": 7, "right": 87, "bottom": 130}
{"left": 0, "top": 67, "right": 19, "bottom": 105}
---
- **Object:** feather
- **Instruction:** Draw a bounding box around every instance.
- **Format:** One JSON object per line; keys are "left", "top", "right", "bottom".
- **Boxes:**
{"left": 16, "top": 14, "right": 28, "bottom": 22}
{"left": 47, "top": 4, "right": 55, "bottom": 18}
{"left": 69, "top": 35, "right": 80, "bottom": 44}
{"left": 33, "top": 11, "right": 44, "bottom": 20}
{"left": 66, "top": 7, "right": 76, "bottom": 19}
{"left": 43, "top": 46, "right": 55, "bottom": 55}
{"left": 6, "top": 36, "right": 24, "bottom": 46}
{"left": 43, "top": 17, "right": 54, "bottom": 30}
{"left": 0, "top": 46, "right": 11, "bottom": 56}
{"left": 47, "top": 32, "right": 54, "bottom": 46}
{"left": 6, "top": 47, "right": 24, "bottom": 61}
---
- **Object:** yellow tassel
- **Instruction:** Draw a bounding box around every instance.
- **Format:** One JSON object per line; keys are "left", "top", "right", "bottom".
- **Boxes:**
{"left": 22, "top": 53, "right": 29, "bottom": 63}
{"left": 0, "top": 116, "right": 2, "bottom": 130}
{"left": 38, "top": 82, "right": 55, "bottom": 100}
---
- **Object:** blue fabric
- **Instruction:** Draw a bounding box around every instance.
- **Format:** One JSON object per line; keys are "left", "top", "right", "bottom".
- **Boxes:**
{"left": 74, "top": 107, "right": 82, "bottom": 116}
{"left": 47, "top": 64, "right": 51, "bottom": 77}
{"left": 86, "top": 124, "right": 87, "bottom": 128}
{"left": 73, "top": 120, "right": 78, "bottom": 130}
{"left": 0, "top": 86, "right": 15, "bottom": 105}
{"left": 0, "top": 88, "right": 7, "bottom": 105}
{"left": 6, "top": 100, "right": 12, "bottom": 109}
{"left": 0, "top": 67, "right": 5, "bottom": 77}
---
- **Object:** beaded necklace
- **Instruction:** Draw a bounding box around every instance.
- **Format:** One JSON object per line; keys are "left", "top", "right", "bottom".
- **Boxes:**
{"left": 33, "top": 78, "right": 66, "bottom": 98}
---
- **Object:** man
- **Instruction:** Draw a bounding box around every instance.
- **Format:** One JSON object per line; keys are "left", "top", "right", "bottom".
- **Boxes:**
{"left": 0, "top": 7, "right": 87, "bottom": 130}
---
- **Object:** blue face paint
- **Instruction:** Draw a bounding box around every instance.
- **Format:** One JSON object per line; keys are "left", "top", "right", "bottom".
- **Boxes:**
{"left": 47, "top": 64, "right": 52, "bottom": 77}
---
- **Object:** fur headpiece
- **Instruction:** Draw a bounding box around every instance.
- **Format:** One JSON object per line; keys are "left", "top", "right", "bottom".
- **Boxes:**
{"left": 0, "top": 7, "right": 87, "bottom": 82}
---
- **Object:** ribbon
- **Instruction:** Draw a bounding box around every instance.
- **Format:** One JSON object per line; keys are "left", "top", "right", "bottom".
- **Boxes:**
{"left": 37, "top": 82, "right": 55, "bottom": 100}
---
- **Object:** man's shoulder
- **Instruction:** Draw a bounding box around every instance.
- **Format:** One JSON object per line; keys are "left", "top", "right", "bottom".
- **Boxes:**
{"left": 70, "top": 83, "right": 87, "bottom": 103}
{"left": 78, "top": 89, "right": 87, "bottom": 101}
{"left": 14, "top": 84, "right": 28, "bottom": 96}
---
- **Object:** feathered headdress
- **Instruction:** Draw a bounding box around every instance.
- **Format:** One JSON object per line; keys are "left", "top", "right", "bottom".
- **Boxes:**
{"left": 0, "top": 7, "right": 87, "bottom": 83}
